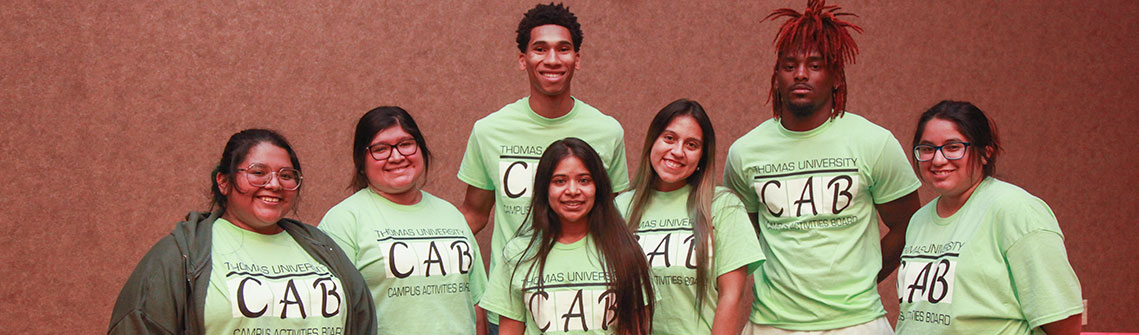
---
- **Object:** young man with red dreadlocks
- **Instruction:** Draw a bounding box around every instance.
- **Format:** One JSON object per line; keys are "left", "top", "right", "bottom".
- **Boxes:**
{"left": 723, "top": 1, "right": 921, "bottom": 333}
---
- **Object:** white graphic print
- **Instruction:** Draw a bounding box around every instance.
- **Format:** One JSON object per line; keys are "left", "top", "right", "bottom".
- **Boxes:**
{"left": 379, "top": 236, "right": 475, "bottom": 278}
{"left": 897, "top": 258, "right": 957, "bottom": 304}
{"left": 499, "top": 156, "right": 540, "bottom": 199}
{"left": 525, "top": 287, "right": 617, "bottom": 333}
{"left": 635, "top": 230, "right": 697, "bottom": 269}
{"left": 753, "top": 170, "right": 860, "bottom": 218}
{"left": 224, "top": 273, "right": 343, "bottom": 319}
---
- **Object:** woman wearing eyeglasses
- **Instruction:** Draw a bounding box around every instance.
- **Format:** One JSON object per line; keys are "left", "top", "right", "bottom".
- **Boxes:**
{"left": 319, "top": 106, "right": 488, "bottom": 335}
{"left": 109, "top": 129, "right": 375, "bottom": 335}
{"left": 895, "top": 101, "right": 1082, "bottom": 335}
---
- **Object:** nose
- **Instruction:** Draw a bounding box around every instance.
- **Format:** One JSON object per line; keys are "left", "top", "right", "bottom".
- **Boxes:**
{"left": 669, "top": 142, "right": 684, "bottom": 157}
{"left": 930, "top": 148, "right": 950, "bottom": 165}
{"left": 263, "top": 172, "right": 283, "bottom": 190}
{"left": 542, "top": 50, "right": 559, "bottom": 66}
{"left": 565, "top": 180, "right": 582, "bottom": 195}
{"left": 792, "top": 64, "right": 808, "bottom": 81}
{"left": 388, "top": 147, "right": 406, "bottom": 162}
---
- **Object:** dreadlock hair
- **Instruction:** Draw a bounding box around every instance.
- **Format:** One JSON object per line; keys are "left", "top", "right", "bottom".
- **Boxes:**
{"left": 516, "top": 2, "right": 583, "bottom": 52}
{"left": 624, "top": 99, "right": 717, "bottom": 316}
{"left": 512, "top": 137, "right": 654, "bottom": 334}
{"left": 765, "top": 0, "right": 863, "bottom": 119}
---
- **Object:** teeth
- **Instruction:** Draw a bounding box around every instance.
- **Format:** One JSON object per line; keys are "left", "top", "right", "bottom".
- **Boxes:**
{"left": 259, "top": 196, "right": 280, "bottom": 203}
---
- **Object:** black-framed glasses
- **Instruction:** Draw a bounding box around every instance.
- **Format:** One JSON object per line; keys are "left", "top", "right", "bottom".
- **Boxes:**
{"left": 238, "top": 163, "right": 302, "bottom": 190}
{"left": 914, "top": 142, "right": 970, "bottom": 162}
{"left": 367, "top": 140, "right": 418, "bottom": 161}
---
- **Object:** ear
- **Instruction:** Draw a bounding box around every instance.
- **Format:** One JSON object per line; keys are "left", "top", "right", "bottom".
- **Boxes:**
{"left": 574, "top": 51, "right": 582, "bottom": 70}
{"left": 981, "top": 146, "right": 994, "bottom": 165}
{"left": 518, "top": 52, "right": 527, "bottom": 71}
{"left": 216, "top": 172, "right": 231, "bottom": 196}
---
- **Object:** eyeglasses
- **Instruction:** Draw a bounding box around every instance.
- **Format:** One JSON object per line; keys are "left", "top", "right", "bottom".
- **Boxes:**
{"left": 914, "top": 142, "right": 971, "bottom": 162}
{"left": 367, "top": 140, "right": 418, "bottom": 161}
{"left": 237, "top": 163, "right": 303, "bottom": 190}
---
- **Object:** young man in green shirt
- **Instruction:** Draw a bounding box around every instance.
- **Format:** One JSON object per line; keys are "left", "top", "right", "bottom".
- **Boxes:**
{"left": 723, "top": 1, "right": 922, "bottom": 333}
{"left": 458, "top": 3, "right": 629, "bottom": 333}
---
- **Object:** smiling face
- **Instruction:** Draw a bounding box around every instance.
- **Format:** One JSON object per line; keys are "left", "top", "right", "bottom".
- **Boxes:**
{"left": 519, "top": 24, "right": 581, "bottom": 98}
{"left": 917, "top": 118, "right": 986, "bottom": 201}
{"left": 218, "top": 142, "right": 297, "bottom": 234}
{"left": 365, "top": 125, "right": 425, "bottom": 204}
{"left": 547, "top": 155, "right": 596, "bottom": 227}
{"left": 650, "top": 115, "right": 704, "bottom": 192}
{"left": 775, "top": 49, "right": 835, "bottom": 118}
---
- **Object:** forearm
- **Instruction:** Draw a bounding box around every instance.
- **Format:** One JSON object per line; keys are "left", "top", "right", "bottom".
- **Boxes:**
{"left": 475, "top": 306, "right": 487, "bottom": 335}
{"left": 1040, "top": 313, "right": 1082, "bottom": 335}
{"left": 878, "top": 228, "right": 906, "bottom": 282}
{"left": 710, "top": 267, "right": 749, "bottom": 335}
{"left": 459, "top": 186, "right": 495, "bottom": 234}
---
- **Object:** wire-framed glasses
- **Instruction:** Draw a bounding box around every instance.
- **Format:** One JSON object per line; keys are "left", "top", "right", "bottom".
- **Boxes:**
{"left": 367, "top": 140, "right": 418, "bottom": 161}
{"left": 914, "top": 142, "right": 971, "bottom": 162}
{"left": 237, "top": 163, "right": 302, "bottom": 190}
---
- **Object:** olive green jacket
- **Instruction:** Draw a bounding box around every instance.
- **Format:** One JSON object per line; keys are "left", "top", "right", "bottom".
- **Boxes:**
{"left": 108, "top": 211, "right": 375, "bottom": 334}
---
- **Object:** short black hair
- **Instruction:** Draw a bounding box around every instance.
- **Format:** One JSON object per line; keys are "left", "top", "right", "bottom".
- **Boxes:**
{"left": 210, "top": 129, "right": 302, "bottom": 214}
{"left": 913, "top": 100, "right": 1002, "bottom": 177}
{"left": 350, "top": 106, "right": 432, "bottom": 191}
{"left": 516, "top": 3, "right": 583, "bottom": 52}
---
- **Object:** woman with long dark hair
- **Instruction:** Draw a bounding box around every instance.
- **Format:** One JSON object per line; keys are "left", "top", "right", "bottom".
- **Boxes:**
{"left": 896, "top": 101, "right": 1082, "bottom": 334}
{"left": 480, "top": 138, "right": 655, "bottom": 335}
{"left": 616, "top": 99, "right": 763, "bottom": 335}
{"left": 108, "top": 129, "right": 374, "bottom": 335}
{"left": 319, "top": 106, "right": 488, "bottom": 334}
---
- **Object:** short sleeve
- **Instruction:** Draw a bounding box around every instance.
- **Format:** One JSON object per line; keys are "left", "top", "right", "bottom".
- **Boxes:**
{"left": 1006, "top": 231, "right": 1083, "bottom": 328}
{"left": 467, "top": 230, "right": 489, "bottom": 305}
{"left": 457, "top": 125, "right": 495, "bottom": 190}
{"left": 607, "top": 129, "right": 631, "bottom": 192}
{"left": 723, "top": 148, "right": 759, "bottom": 213}
{"left": 868, "top": 134, "right": 921, "bottom": 204}
{"left": 711, "top": 190, "right": 765, "bottom": 277}
{"left": 478, "top": 251, "right": 528, "bottom": 322}
{"left": 317, "top": 205, "right": 361, "bottom": 263}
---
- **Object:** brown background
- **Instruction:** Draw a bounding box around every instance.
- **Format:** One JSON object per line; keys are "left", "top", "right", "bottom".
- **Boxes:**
{"left": 2, "top": 1, "right": 1137, "bottom": 333}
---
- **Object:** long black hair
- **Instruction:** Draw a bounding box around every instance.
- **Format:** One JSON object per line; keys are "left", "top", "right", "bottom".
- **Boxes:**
{"left": 513, "top": 137, "right": 654, "bottom": 334}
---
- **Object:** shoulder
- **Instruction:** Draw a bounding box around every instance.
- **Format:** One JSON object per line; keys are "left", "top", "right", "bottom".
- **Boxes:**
{"left": 421, "top": 191, "right": 464, "bottom": 217}
{"left": 573, "top": 99, "right": 623, "bottom": 131}
{"left": 502, "top": 235, "right": 538, "bottom": 264}
{"left": 614, "top": 190, "right": 635, "bottom": 207}
{"left": 324, "top": 189, "right": 370, "bottom": 215}
{"left": 834, "top": 112, "right": 895, "bottom": 138}
{"left": 471, "top": 98, "right": 529, "bottom": 131}
{"left": 728, "top": 119, "right": 779, "bottom": 153}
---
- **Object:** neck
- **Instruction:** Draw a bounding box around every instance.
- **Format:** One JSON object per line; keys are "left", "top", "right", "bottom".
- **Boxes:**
{"left": 557, "top": 220, "right": 589, "bottom": 244}
{"left": 936, "top": 177, "right": 985, "bottom": 217}
{"left": 779, "top": 103, "right": 833, "bottom": 131}
{"left": 221, "top": 212, "right": 283, "bottom": 235}
{"left": 529, "top": 93, "right": 575, "bottom": 119}
{"left": 372, "top": 187, "right": 422, "bottom": 205}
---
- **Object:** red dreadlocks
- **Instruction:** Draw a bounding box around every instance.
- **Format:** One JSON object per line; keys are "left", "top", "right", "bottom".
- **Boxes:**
{"left": 765, "top": 0, "right": 863, "bottom": 119}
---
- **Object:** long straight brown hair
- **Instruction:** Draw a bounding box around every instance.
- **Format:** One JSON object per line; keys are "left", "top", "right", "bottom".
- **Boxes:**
{"left": 624, "top": 99, "right": 716, "bottom": 314}
{"left": 513, "top": 137, "right": 654, "bottom": 334}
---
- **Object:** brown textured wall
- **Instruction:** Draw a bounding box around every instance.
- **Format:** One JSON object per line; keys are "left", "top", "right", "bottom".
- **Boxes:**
{"left": 2, "top": 1, "right": 1136, "bottom": 333}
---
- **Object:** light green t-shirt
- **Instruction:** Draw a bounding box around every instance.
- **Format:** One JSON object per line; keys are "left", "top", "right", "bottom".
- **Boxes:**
{"left": 204, "top": 218, "right": 347, "bottom": 335}
{"left": 458, "top": 97, "right": 630, "bottom": 323}
{"left": 723, "top": 113, "right": 921, "bottom": 330}
{"left": 896, "top": 178, "right": 1083, "bottom": 335}
{"left": 480, "top": 236, "right": 622, "bottom": 335}
{"left": 614, "top": 186, "right": 765, "bottom": 335}
{"left": 319, "top": 189, "right": 487, "bottom": 335}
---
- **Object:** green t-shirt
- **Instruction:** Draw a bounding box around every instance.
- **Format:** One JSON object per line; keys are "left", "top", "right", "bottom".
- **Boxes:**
{"left": 896, "top": 178, "right": 1083, "bottom": 335}
{"left": 614, "top": 186, "right": 765, "bottom": 335}
{"left": 722, "top": 113, "right": 921, "bottom": 330}
{"left": 204, "top": 218, "right": 348, "bottom": 334}
{"left": 458, "top": 97, "right": 630, "bottom": 323}
{"left": 318, "top": 189, "right": 487, "bottom": 335}
{"left": 480, "top": 236, "right": 622, "bottom": 335}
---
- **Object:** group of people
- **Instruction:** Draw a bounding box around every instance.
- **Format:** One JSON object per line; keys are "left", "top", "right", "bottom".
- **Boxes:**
{"left": 107, "top": 1, "right": 1083, "bottom": 335}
